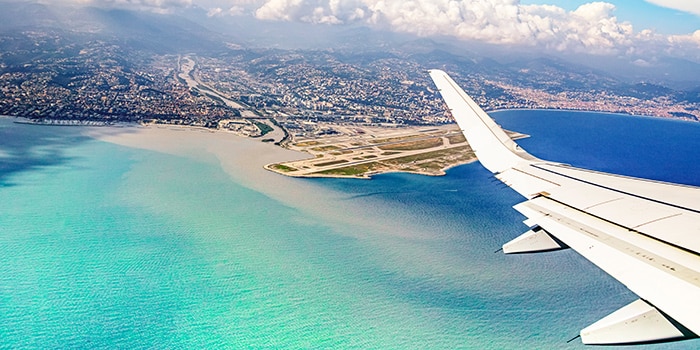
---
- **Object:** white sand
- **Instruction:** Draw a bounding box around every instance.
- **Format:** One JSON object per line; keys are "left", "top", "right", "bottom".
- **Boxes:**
{"left": 85, "top": 125, "right": 433, "bottom": 240}
{"left": 85, "top": 125, "right": 305, "bottom": 187}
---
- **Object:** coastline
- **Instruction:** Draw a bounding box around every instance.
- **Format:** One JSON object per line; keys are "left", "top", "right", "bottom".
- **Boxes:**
{"left": 21, "top": 105, "right": 690, "bottom": 181}
{"left": 81, "top": 123, "right": 320, "bottom": 202}
{"left": 86, "top": 122, "right": 477, "bottom": 180}
{"left": 12, "top": 117, "right": 120, "bottom": 127}
{"left": 82, "top": 120, "right": 445, "bottom": 242}
{"left": 264, "top": 125, "right": 528, "bottom": 180}
{"left": 7, "top": 115, "right": 482, "bottom": 180}
{"left": 487, "top": 107, "right": 699, "bottom": 123}
{"left": 21, "top": 102, "right": 692, "bottom": 183}
{"left": 263, "top": 158, "right": 479, "bottom": 180}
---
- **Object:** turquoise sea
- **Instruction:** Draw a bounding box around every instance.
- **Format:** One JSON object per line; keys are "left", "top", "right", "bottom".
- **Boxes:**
{"left": 0, "top": 111, "right": 698, "bottom": 349}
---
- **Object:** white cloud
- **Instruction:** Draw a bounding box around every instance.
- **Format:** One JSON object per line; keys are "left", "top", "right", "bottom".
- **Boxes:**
{"left": 254, "top": 0, "right": 365, "bottom": 23}
{"left": 238, "top": 0, "right": 639, "bottom": 54}
{"left": 199, "top": 0, "right": 260, "bottom": 15}
{"left": 645, "top": 0, "right": 700, "bottom": 17}
{"left": 668, "top": 29, "right": 700, "bottom": 57}
{"left": 36, "top": 0, "right": 700, "bottom": 58}
{"left": 39, "top": 0, "right": 193, "bottom": 13}
{"left": 206, "top": 5, "right": 248, "bottom": 16}
{"left": 207, "top": 6, "right": 224, "bottom": 16}
{"left": 255, "top": 0, "right": 303, "bottom": 20}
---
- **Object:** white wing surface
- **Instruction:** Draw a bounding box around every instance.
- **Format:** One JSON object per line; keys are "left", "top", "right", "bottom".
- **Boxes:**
{"left": 429, "top": 69, "right": 700, "bottom": 345}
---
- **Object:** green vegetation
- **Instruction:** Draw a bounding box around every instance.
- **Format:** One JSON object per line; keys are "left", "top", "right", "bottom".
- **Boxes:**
{"left": 314, "top": 159, "right": 348, "bottom": 167}
{"left": 204, "top": 92, "right": 226, "bottom": 105}
{"left": 384, "top": 146, "right": 473, "bottom": 165}
{"left": 269, "top": 118, "right": 289, "bottom": 146}
{"left": 271, "top": 164, "right": 297, "bottom": 172}
{"left": 311, "top": 145, "right": 341, "bottom": 152}
{"left": 295, "top": 141, "right": 321, "bottom": 147}
{"left": 369, "top": 135, "right": 418, "bottom": 144}
{"left": 417, "top": 162, "right": 445, "bottom": 171}
{"left": 253, "top": 121, "right": 274, "bottom": 136}
{"left": 447, "top": 133, "right": 466, "bottom": 144}
{"left": 379, "top": 138, "right": 443, "bottom": 151}
{"left": 329, "top": 150, "right": 353, "bottom": 156}
{"left": 316, "top": 163, "right": 374, "bottom": 176}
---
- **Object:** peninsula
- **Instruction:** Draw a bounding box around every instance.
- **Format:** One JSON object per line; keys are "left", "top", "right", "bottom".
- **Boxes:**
{"left": 266, "top": 124, "right": 527, "bottom": 179}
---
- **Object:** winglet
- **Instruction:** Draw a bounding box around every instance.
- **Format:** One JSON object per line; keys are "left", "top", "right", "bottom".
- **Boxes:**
{"left": 429, "top": 69, "right": 539, "bottom": 173}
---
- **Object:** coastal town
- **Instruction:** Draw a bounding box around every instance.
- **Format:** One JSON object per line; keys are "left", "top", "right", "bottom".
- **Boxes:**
{"left": 2, "top": 32, "right": 700, "bottom": 178}
{"left": 2, "top": 33, "right": 699, "bottom": 135}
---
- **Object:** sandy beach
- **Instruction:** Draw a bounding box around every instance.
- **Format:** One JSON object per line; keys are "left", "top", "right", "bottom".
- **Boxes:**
{"left": 84, "top": 124, "right": 434, "bottom": 240}
{"left": 85, "top": 124, "right": 316, "bottom": 207}
{"left": 86, "top": 124, "right": 304, "bottom": 185}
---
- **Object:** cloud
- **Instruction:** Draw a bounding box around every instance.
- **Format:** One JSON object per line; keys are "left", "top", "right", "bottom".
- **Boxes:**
{"left": 35, "top": 0, "right": 700, "bottom": 59}
{"left": 670, "top": 30, "right": 700, "bottom": 45}
{"left": 201, "top": 0, "right": 260, "bottom": 16}
{"left": 254, "top": 0, "right": 364, "bottom": 23}
{"left": 207, "top": 6, "right": 247, "bottom": 16}
{"left": 212, "top": 0, "right": 700, "bottom": 59}
{"left": 224, "top": 0, "right": 637, "bottom": 55}
{"left": 39, "top": 0, "right": 193, "bottom": 13}
{"left": 255, "top": 0, "right": 304, "bottom": 21}
{"left": 666, "top": 30, "right": 700, "bottom": 58}
{"left": 645, "top": 0, "right": 700, "bottom": 17}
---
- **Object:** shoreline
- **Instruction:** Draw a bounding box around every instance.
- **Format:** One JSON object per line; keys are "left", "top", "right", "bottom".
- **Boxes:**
{"left": 6, "top": 115, "right": 484, "bottom": 180}
{"left": 265, "top": 125, "right": 528, "bottom": 180}
{"left": 108, "top": 123, "right": 484, "bottom": 180}
{"left": 3, "top": 104, "right": 697, "bottom": 129}
{"left": 487, "top": 107, "right": 699, "bottom": 123}
{"left": 263, "top": 157, "right": 479, "bottom": 180}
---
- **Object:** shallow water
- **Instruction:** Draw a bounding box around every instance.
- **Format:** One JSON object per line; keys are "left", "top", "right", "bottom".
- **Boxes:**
{"left": 0, "top": 114, "right": 697, "bottom": 349}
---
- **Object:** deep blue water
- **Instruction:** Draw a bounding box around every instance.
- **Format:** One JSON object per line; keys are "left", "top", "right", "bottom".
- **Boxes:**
{"left": 490, "top": 110, "right": 700, "bottom": 186}
{"left": 0, "top": 112, "right": 698, "bottom": 349}
{"left": 309, "top": 110, "right": 700, "bottom": 348}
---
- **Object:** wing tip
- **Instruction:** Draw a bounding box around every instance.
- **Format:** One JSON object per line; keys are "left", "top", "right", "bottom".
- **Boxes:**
{"left": 428, "top": 69, "right": 447, "bottom": 77}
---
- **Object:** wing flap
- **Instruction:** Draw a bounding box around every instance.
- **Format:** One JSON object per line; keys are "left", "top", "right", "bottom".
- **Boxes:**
{"left": 535, "top": 163, "right": 700, "bottom": 210}
{"left": 502, "top": 226, "right": 566, "bottom": 254}
{"left": 495, "top": 164, "right": 561, "bottom": 198}
{"left": 533, "top": 170, "right": 700, "bottom": 255}
{"left": 516, "top": 195, "right": 700, "bottom": 336}
{"left": 429, "top": 69, "right": 700, "bottom": 344}
{"left": 498, "top": 160, "right": 700, "bottom": 255}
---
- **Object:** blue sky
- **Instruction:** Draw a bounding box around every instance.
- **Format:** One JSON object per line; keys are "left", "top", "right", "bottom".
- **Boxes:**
{"left": 522, "top": 0, "right": 700, "bottom": 34}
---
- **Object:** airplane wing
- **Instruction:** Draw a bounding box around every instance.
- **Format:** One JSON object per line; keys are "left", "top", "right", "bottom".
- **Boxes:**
{"left": 429, "top": 69, "right": 700, "bottom": 345}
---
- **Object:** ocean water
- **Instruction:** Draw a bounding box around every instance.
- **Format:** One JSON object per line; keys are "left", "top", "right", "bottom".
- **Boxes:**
{"left": 0, "top": 113, "right": 698, "bottom": 349}
{"left": 490, "top": 110, "right": 700, "bottom": 186}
